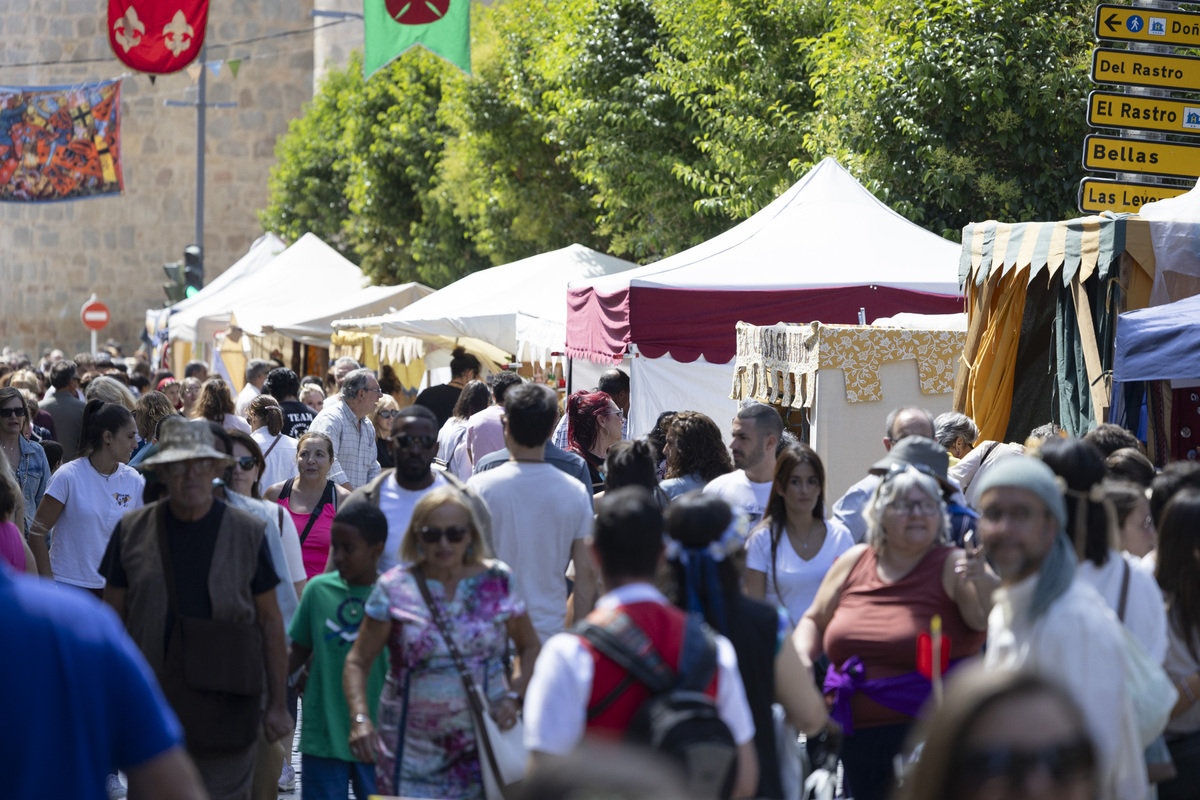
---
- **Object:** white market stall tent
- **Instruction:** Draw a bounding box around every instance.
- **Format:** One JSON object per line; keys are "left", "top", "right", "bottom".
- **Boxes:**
{"left": 564, "top": 157, "right": 965, "bottom": 439}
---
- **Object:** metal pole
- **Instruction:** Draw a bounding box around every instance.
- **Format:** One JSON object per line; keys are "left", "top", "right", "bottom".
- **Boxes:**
{"left": 195, "top": 45, "right": 206, "bottom": 250}
{"left": 91, "top": 329, "right": 97, "bottom": 355}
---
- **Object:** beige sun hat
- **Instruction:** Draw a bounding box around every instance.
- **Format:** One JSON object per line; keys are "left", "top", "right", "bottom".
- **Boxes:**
{"left": 139, "top": 416, "right": 233, "bottom": 467}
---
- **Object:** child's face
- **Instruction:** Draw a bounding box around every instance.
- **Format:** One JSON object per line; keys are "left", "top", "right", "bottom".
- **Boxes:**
{"left": 330, "top": 521, "right": 384, "bottom": 586}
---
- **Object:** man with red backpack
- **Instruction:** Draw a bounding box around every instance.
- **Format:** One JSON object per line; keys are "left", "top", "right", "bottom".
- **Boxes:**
{"left": 523, "top": 486, "right": 758, "bottom": 798}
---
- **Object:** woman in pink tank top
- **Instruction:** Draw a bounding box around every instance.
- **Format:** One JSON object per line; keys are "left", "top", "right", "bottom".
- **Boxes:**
{"left": 264, "top": 431, "right": 350, "bottom": 579}
{"left": 794, "top": 466, "right": 997, "bottom": 800}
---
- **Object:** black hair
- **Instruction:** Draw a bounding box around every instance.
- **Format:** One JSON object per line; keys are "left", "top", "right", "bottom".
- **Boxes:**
{"left": 1084, "top": 424, "right": 1143, "bottom": 458}
{"left": 646, "top": 411, "right": 676, "bottom": 463}
{"left": 1038, "top": 437, "right": 1110, "bottom": 566}
{"left": 183, "top": 360, "right": 208, "bottom": 379}
{"left": 661, "top": 493, "right": 741, "bottom": 634}
{"left": 1150, "top": 461, "right": 1200, "bottom": 528}
{"left": 449, "top": 346, "right": 481, "bottom": 379}
{"left": 736, "top": 401, "right": 783, "bottom": 442}
{"left": 503, "top": 383, "right": 558, "bottom": 448}
{"left": 491, "top": 371, "right": 523, "bottom": 404}
{"left": 394, "top": 404, "right": 439, "bottom": 429}
{"left": 129, "top": 375, "right": 150, "bottom": 393}
{"left": 597, "top": 369, "right": 630, "bottom": 398}
{"left": 77, "top": 399, "right": 134, "bottom": 459}
{"left": 263, "top": 367, "right": 301, "bottom": 401}
{"left": 49, "top": 360, "right": 76, "bottom": 390}
{"left": 39, "top": 440, "right": 63, "bottom": 471}
{"left": 1156, "top": 489, "right": 1200, "bottom": 662}
{"left": 604, "top": 440, "right": 659, "bottom": 493}
{"left": 333, "top": 501, "right": 389, "bottom": 547}
{"left": 451, "top": 379, "right": 491, "bottom": 421}
{"left": 1105, "top": 447, "right": 1155, "bottom": 487}
{"left": 593, "top": 486, "right": 664, "bottom": 583}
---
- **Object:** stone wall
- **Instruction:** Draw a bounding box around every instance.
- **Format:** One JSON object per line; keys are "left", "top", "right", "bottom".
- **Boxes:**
{"left": 0, "top": 0, "right": 314, "bottom": 357}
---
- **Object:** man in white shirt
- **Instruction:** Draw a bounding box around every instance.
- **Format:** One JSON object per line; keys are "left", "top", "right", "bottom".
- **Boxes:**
{"left": 234, "top": 359, "right": 270, "bottom": 417}
{"left": 831, "top": 406, "right": 935, "bottom": 542}
{"left": 523, "top": 486, "right": 758, "bottom": 798}
{"left": 976, "top": 456, "right": 1148, "bottom": 800}
{"left": 703, "top": 401, "right": 781, "bottom": 528}
{"left": 308, "top": 368, "right": 381, "bottom": 490}
{"left": 468, "top": 383, "right": 596, "bottom": 641}
{"left": 348, "top": 404, "right": 490, "bottom": 573}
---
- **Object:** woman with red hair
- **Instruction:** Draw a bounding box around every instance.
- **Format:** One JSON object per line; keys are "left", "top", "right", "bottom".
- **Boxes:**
{"left": 565, "top": 390, "right": 624, "bottom": 493}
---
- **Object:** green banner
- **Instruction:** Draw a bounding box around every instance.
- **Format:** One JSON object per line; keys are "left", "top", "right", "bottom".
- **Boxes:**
{"left": 363, "top": 0, "right": 470, "bottom": 78}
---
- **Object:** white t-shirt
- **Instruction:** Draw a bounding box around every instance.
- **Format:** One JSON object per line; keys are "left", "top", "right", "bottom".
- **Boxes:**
{"left": 703, "top": 470, "right": 773, "bottom": 528}
{"left": 1075, "top": 549, "right": 1168, "bottom": 662}
{"left": 377, "top": 471, "right": 448, "bottom": 572}
{"left": 524, "top": 583, "right": 756, "bottom": 754}
{"left": 250, "top": 428, "right": 299, "bottom": 497}
{"left": 468, "top": 462, "right": 592, "bottom": 641}
{"left": 222, "top": 413, "right": 252, "bottom": 435}
{"left": 46, "top": 459, "right": 145, "bottom": 589}
{"left": 745, "top": 519, "right": 855, "bottom": 624}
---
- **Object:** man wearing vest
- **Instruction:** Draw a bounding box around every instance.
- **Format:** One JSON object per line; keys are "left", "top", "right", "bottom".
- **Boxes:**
{"left": 523, "top": 486, "right": 759, "bottom": 797}
{"left": 100, "top": 418, "right": 292, "bottom": 800}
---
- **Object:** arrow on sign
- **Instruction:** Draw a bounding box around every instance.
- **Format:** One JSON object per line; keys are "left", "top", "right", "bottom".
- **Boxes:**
{"left": 1105, "top": 12, "right": 1120, "bottom": 32}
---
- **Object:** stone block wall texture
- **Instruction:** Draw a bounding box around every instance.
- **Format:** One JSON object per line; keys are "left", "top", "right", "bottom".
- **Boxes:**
{"left": 0, "top": 0, "right": 316, "bottom": 357}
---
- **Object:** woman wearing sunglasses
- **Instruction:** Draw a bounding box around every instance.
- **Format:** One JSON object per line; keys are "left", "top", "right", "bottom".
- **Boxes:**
{"left": 265, "top": 431, "right": 351, "bottom": 580}
{"left": 794, "top": 466, "right": 995, "bottom": 800}
{"left": 0, "top": 386, "right": 50, "bottom": 537}
{"left": 371, "top": 395, "right": 402, "bottom": 472}
{"left": 344, "top": 486, "right": 541, "bottom": 799}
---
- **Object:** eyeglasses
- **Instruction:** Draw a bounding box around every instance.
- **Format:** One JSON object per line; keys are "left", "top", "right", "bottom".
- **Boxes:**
{"left": 378, "top": 410, "right": 400, "bottom": 420}
{"left": 393, "top": 434, "right": 436, "bottom": 450}
{"left": 602, "top": 408, "right": 624, "bottom": 419}
{"left": 887, "top": 499, "right": 941, "bottom": 517}
{"left": 958, "top": 739, "right": 1095, "bottom": 790}
{"left": 363, "top": 386, "right": 383, "bottom": 396}
{"left": 235, "top": 456, "right": 259, "bottom": 471}
{"left": 418, "top": 525, "right": 470, "bottom": 544}
{"left": 0, "top": 406, "right": 25, "bottom": 419}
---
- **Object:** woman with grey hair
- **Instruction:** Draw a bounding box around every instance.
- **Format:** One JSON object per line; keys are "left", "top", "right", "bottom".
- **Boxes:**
{"left": 793, "top": 467, "right": 995, "bottom": 800}
{"left": 934, "top": 411, "right": 978, "bottom": 459}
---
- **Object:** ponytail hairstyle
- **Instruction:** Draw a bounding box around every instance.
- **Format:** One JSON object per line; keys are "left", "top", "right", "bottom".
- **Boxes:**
{"left": 247, "top": 394, "right": 284, "bottom": 436}
{"left": 662, "top": 493, "right": 745, "bottom": 636}
{"left": 1038, "top": 437, "right": 1113, "bottom": 567}
{"left": 77, "top": 399, "right": 134, "bottom": 459}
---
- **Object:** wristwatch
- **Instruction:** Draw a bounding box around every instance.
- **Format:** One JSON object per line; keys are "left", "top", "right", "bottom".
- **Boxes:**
{"left": 354, "top": 713, "right": 370, "bottom": 725}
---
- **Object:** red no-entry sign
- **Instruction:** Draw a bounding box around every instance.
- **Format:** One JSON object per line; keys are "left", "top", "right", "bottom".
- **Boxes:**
{"left": 81, "top": 298, "right": 110, "bottom": 331}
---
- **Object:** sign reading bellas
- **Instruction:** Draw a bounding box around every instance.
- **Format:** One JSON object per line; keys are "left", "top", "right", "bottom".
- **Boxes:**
{"left": 108, "top": 0, "right": 209, "bottom": 74}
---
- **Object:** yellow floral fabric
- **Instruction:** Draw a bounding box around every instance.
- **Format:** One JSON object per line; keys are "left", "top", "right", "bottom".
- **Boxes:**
{"left": 733, "top": 322, "right": 964, "bottom": 407}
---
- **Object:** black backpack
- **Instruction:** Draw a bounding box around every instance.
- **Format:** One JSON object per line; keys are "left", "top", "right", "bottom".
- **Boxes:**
{"left": 577, "top": 611, "right": 739, "bottom": 799}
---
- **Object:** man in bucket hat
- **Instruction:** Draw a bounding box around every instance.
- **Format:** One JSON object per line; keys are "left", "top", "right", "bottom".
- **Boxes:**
{"left": 100, "top": 417, "right": 291, "bottom": 800}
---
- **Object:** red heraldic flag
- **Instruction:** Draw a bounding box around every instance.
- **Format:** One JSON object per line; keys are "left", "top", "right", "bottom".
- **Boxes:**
{"left": 108, "top": 0, "right": 209, "bottom": 74}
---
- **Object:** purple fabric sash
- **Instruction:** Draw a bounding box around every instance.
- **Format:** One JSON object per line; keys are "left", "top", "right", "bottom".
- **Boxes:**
{"left": 824, "top": 655, "right": 964, "bottom": 735}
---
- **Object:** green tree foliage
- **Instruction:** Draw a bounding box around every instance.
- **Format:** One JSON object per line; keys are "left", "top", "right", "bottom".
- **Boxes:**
{"left": 805, "top": 0, "right": 1093, "bottom": 237}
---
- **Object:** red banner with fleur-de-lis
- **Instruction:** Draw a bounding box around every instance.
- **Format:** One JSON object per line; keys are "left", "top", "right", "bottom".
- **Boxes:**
{"left": 108, "top": 0, "right": 209, "bottom": 74}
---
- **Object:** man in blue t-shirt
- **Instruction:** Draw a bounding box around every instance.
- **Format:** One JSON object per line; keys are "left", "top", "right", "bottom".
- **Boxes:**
{"left": 0, "top": 564, "right": 208, "bottom": 800}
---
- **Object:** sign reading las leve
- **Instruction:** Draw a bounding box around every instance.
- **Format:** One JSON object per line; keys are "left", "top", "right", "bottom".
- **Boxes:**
{"left": 1095, "top": 4, "right": 1200, "bottom": 48}
{"left": 1078, "top": 178, "right": 1187, "bottom": 214}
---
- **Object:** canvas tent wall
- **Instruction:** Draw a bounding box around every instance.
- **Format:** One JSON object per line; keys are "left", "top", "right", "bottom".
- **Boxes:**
{"left": 731, "top": 322, "right": 965, "bottom": 500}
{"left": 565, "top": 157, "right": 964, "bottom": 438}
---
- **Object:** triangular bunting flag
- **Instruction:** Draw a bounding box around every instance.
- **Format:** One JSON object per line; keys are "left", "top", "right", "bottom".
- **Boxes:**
{"left": 363, "top": 0, "right": 470, "bottom": 78}
{"left": 207, "top": 59, "right": 222, "bottom": 77}
{"left": 186, "top": 63, "right": 202, "bottom": 82}
{"left": 148, "top": 74, "right": 157, "bottom": 85}
{"left": 227, "top": 58, "right": 241, "bottom": 78}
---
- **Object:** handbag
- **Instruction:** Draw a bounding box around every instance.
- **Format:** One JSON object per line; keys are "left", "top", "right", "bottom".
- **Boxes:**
{"left": 157, "top": 522, "right": 265, "bottom": 756}
{"left": 414, "top": 568, "right": 525, "bottom": 798}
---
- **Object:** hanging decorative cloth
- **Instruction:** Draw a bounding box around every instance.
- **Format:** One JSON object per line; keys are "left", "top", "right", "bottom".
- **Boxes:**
{"left": 108, "top": 0, "right": 209, "bottom": 74}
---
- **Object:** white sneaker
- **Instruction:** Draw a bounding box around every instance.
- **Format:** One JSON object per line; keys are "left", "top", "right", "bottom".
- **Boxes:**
{"left": 106, "top": 773, "right": 127, "bottom": 800}
{"left": 278, "top": 763, "right": 296, "bottom": 793}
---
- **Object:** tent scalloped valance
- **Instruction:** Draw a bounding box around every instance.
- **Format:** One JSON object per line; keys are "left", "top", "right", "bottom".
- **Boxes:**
{"left": 732, "top": 322, "right": 965, "bottom": 408}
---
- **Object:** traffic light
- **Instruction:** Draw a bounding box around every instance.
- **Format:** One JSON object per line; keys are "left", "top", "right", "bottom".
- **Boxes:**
{"left": 183, "top": 244, "right": 203, "bottom": 298}
{"left": 163, "top": 260, "right": 187, "bottom": 304}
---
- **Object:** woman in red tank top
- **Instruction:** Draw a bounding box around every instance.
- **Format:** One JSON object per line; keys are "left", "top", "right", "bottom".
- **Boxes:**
{"left": 794, "top": 466, "right": 997, "bottom": 800}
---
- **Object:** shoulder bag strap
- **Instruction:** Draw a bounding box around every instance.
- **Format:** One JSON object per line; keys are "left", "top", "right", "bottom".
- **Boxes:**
{"left": 1117, "top": 559, "right": 1132, "bottom": 623}
{"left": 262, "top": 434, "right": 282, "bottom": 461}
{"left": 298, "top": 481, "right": 335, "bottom": 546}
{"left": 413, "top": 568, "right": 504, "bottom": 782}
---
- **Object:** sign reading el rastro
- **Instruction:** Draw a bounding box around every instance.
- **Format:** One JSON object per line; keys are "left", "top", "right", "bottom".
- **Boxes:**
{"left": 1078, "top": 177, "right": 1189, "bottom": 214}
{"left": 1095, "top": 3, "right": 1200, "bottom": 48}
{"left": 1091, "top": 47, "right": 1200, "bottom": 92}
{"left": 1083, "top": 134, "right": 1200, "bottom": 179}
{"left": 1088, "top": 91, "right": 1200, "bottom": 136}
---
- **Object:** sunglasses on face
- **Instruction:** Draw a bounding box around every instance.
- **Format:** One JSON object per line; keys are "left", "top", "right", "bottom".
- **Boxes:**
{"left": 378, "top": 410, "right": 400, "bottom": 420}
{"left": 958, "top": 739, "right": 1095, "bottom": 790}
{"left": 393, "top": 434, "right": 437, "bottom": 450}
{"left": 0, "top": 407, "right": 25, "bottom": 419}
{"left": 418, "top": 525, "right": 470, "bottom": 544}
{"left": 235, "top": 456, "right": 259, "bottom": 471}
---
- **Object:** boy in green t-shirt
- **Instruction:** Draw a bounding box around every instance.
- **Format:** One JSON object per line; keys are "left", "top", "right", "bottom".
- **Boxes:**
{"left": 287, "top": 502, "right": 388, "bottom": 799}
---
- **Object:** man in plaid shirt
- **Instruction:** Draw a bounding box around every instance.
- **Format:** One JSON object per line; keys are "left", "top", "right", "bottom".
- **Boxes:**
{"left": 308, "top": 368, "right": 382, "bottom": 490}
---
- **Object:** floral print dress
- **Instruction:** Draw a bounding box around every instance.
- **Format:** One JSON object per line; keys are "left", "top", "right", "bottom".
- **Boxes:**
{"left": 364, "top": 560, "right": 525, "bottom": 798}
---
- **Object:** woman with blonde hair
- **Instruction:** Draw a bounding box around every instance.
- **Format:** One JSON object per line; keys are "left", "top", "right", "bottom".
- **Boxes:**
{"left": 84, "top": 375, "right": 136, "bottom": 412}
{"left": 129, "top": 390, "right": 178, "bottom": 467}
{"left": 371, "top": 394, "right": 401, "bottom": 471}
{"left": 345, "top": 487, "right": 541, "bottom": 798}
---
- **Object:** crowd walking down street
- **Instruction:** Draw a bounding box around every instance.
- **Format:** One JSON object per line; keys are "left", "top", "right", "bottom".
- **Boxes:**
{"left": 2, "top": 344, "right": 1198, "bottom": 800}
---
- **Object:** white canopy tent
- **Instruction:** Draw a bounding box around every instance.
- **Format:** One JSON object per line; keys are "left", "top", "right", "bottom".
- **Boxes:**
{"left": 236, "top": 281, "right": 432, "bottom": 347}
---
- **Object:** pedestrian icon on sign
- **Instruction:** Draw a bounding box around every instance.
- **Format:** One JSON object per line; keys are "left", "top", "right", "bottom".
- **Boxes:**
{"left": 1127, "top": 14, "right": 1144, "bottom": 32}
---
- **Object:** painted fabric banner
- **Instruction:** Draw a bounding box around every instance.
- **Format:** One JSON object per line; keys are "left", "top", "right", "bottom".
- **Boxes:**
{"left": 0, "top": 80, "right": 123, "bottom": 202}
{"left": 108, "top": 0, "right": 208, "bottom": 74}
{"left": 363, "top": 0, "right": 470, "bottom": 78}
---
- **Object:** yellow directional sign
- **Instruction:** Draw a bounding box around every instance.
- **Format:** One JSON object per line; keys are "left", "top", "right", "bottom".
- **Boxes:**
{"left": 1084, "top": 134, "right": 1200, "bottom": 179}
{"left": 1088, "top": 90, "right": 1200, "bottom": 136}
{"left": 1091, "top": 47, "right": 1200, "bottom": 92}
{"left": 1095, "top": 3, "right": 1200, "bottom": 48}
{"left": 1078, "top": 177, "right": 1189, "bottom": 215}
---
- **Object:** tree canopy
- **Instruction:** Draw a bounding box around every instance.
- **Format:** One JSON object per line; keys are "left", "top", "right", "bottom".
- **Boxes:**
{"left": 261, "top": 0, "right": 1094, "bottom": 287}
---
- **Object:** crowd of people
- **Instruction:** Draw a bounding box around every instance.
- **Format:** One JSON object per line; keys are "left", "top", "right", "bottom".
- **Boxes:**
{"left": 1, "top": 341, "right": 1198, "bottom": 800}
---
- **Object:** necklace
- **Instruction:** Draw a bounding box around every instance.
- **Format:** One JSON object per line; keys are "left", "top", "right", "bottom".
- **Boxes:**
{"left": 789, "top": 520, "right": 823, "bottom": 551}
{"left": 90, "top": 458, "right": 119, "bottom": 481}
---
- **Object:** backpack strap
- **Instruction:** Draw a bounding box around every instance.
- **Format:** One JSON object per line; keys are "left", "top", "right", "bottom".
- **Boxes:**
{"left": 1117, "top": 559, "right": 1131, "bottom": 623}
{"left": 577, "top": 610, "right": 675, "bottom": 719}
